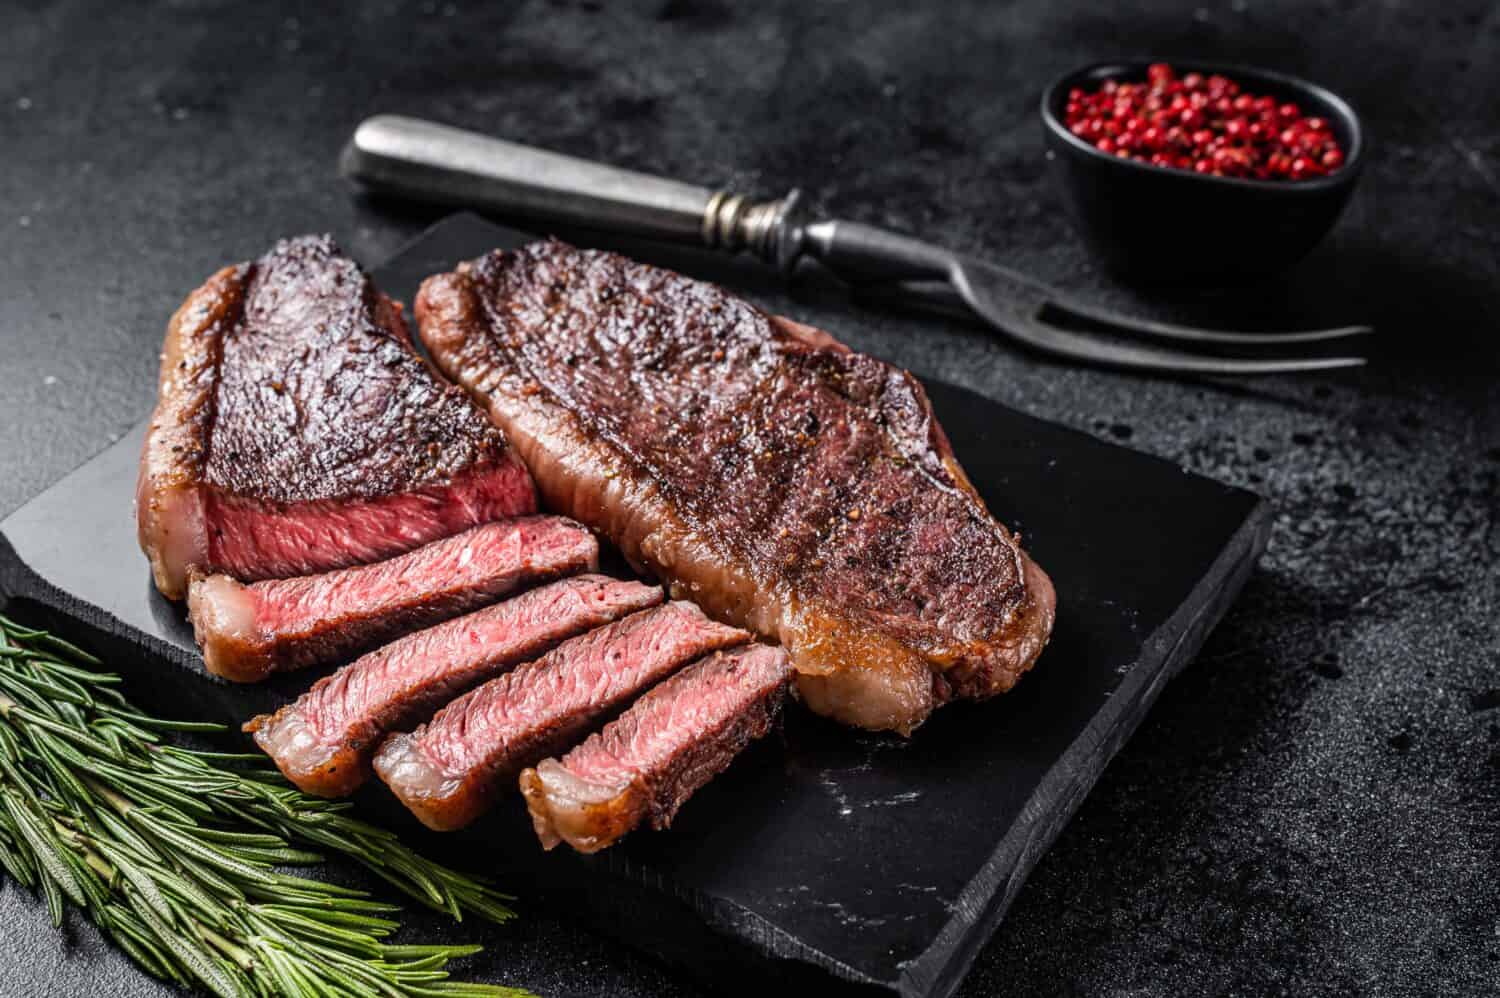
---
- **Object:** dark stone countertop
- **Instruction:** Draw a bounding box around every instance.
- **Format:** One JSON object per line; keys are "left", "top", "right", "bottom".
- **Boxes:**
{"left": 1, "top": 2, "right": 1496, "bottom": 995}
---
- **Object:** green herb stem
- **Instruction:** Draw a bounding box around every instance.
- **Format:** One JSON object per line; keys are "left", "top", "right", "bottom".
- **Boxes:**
{"left": 0, "top": 613, "right": 532, "bottom": 997}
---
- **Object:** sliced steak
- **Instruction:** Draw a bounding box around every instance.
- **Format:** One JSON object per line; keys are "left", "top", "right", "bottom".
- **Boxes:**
{"left": 245, "top": 575, "right": 662, "bottom": 797}
{"left": 520, "top": 643, "right": 792, "bottom": 853}
{"left": 188, "top": 517, "right": 598, "bottom": 682}
{"left": 138, "top": 234, "right": 535, "bottom": 600}
{"left": 374, "top": 600, "right": 749, "bottom": 830}
{"left": 415, "top": 240, "right": 1056, "bottom": 735}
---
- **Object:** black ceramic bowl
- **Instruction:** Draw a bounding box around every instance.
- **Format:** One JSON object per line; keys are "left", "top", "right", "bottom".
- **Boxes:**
{"left": 1041, "top": 60, "right": 1365, "bottom": 282}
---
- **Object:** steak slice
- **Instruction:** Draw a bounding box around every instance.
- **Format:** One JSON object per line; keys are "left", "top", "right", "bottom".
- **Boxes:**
{"left": 520, "top": 643, "right": 792, "bottom": 853}
{"left": 137, "top": 234, "right": 535, "bottom": 600}
{"left": 374, "top": 600, "right": 749, "bottom": 830}
{"left": 187, "top": 517, "right": 598, "bottom": 682}
{"left": 415, "top": 239, "right": 1056, "bottom": 735}
{"left": 245, "top": 575, "right": 662, "bottom": 798}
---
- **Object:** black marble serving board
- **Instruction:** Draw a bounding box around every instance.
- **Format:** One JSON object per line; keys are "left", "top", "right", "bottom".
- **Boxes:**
{"left": 0, "top": 214, "right": 1270, "bottom": 998}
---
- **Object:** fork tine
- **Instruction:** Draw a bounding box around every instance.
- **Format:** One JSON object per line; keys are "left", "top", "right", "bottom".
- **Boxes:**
{"left": 870, "top": 278, "right": 1373, "bottom": 347}
{"left": 995, "top": 309, "right": 1367, "bottom": 375}
{"left": 855, "top": 279, "right": 1368, "bottom": 375}
{"left": 1043, "top": 298, "right": 1374, "bottom": 346}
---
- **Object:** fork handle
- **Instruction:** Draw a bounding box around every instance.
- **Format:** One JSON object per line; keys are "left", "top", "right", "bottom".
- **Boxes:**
{"left": 342, "top": 116, "right": 962, "bottom": 283}
{"left": 342, "top": 115, "right": 802, "bottom": 262}
{"left": 799, "top": 220, "right": 958, "bottom": 284}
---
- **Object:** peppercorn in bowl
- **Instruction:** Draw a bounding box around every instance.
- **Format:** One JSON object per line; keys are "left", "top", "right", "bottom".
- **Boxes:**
{"left": 1041, "top": 60, "right": 1365, "bottom": 281}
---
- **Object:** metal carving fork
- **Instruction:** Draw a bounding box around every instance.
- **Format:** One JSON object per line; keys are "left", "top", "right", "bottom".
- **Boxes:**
{"left": 342, "top": 115, "right": 1370, "bottom": 376}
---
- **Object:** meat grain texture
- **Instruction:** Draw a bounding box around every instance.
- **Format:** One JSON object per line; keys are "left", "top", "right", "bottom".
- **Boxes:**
{"left": 246, "top": 575, "right": 662, "bottom": 797}
{"left": 189, "top": 516, "right": 597, "bottom": 681}
{"left": 521, "top": 643, "right": 794, "bottom": 853}
{"left": 374, "top": 600, "right": 749, "bottom": 830}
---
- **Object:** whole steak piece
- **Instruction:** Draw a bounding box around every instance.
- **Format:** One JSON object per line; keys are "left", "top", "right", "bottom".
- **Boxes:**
{"left": 521, "top": 642, "right": 793, "bottom": 854}
{"left": 137, "top": 235, "right": 535, "bottom": 600}
{"left": 415, "top": 240, "right": 1056, "bottom": 735}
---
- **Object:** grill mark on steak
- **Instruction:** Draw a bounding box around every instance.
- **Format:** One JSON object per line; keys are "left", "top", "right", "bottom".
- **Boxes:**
{"left": 245, "top": 575, "right": 662, "bottom": 798}
{"left": 188, "top": 517, "right": 599, "bottom": 683}
{"left": 137, "top": 235, "right": 536, "bottom": 599}
{"left": 520, "top": 643, "right": 792, "bottom": 853}
{"left": 414, "top": 239, "right": 1056, "bottom": 735}
{"left": 373, "top": 600, "right": 749, "bottom": 831}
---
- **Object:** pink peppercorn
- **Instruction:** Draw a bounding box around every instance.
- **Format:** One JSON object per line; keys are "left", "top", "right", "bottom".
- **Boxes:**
{"left": 1064, "top": 63, "right": 1346, "bottom": 180}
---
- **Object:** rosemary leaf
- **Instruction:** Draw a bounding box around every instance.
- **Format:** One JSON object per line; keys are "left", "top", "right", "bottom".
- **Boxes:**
{"left": 269, "top": 903, "right": 403, "bottom": 935}
{"left": 39, "top": 861, "right": 66, "bottom": 926}
{"left": 185, "top": 827, "right": 290, "bottom": 848}
{"left": 126, "top": 886, "right": 247, "bottom": 998}
{"left": 228, "top": 844, "right": 327, "bottom": 866}
{"left": 383, "top": 944, "right": 488, "bottom": 961}
{"left": 93, "top": 839, "right": 176, "bottom": 923}
{"left": 2, "top": 792, "right": 86, "bottom": 907}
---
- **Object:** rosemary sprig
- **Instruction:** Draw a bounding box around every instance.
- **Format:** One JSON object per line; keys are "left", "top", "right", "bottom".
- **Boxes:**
{"left": 0, "top": 613, "right": 532, "bottom": 997}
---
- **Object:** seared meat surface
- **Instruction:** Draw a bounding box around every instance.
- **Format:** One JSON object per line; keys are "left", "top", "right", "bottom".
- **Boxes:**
{"left": 415, "top": 240, "right": 1055, "bottom": 734}
{"left": 137, "top": 235, "right": 535, "bottom": 599}
{"left": 521, "top": 643, "right": 792, "bottom": 853}
{"left": 189, "top": 517, "right": 597, "bottom": 682}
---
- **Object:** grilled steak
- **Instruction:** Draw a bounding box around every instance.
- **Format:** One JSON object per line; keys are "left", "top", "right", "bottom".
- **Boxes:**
{"left": 415, "top": 240, "right": 1056, "bottom": 735}
{"left": 188, "top": 517, "right": 598, "bottom": 682}
{"left": 137, "top": 234, "right": 535, "bottom": 600}
{"left": 521, "top": 643, "right": 792, "bottom": 853}
{"left": 246, "top": 575, "right": 661, "bottom": 797}
{"left": 374, "top": 600, "right": 748, "bottom": 830}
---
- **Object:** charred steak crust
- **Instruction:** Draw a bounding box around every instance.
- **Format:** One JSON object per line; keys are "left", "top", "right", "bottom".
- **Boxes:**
{"left": 205, "top": 235, "right": 510, "bottom": 503}
{"left": 138, "top": 263, "right": 246, "bottom": 599}
{"left": 137, "top": 235, "right": 536, "bottom": 598}
{"left": 187, "top": 516, "right": 599, "bottom": 683}
{"left": 414, "top": 239, "right": 1056, "bottom": 735}
{"left": 520, "top": 643, "right": 793, "bottom": 853}
{"left": 245, "top": 575, "right": 663, "bottom": 798}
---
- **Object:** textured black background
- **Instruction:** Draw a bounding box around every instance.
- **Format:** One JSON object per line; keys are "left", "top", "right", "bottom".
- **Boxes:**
{"left": 2, "top": 2, "right": 1497, "bottom": 996}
